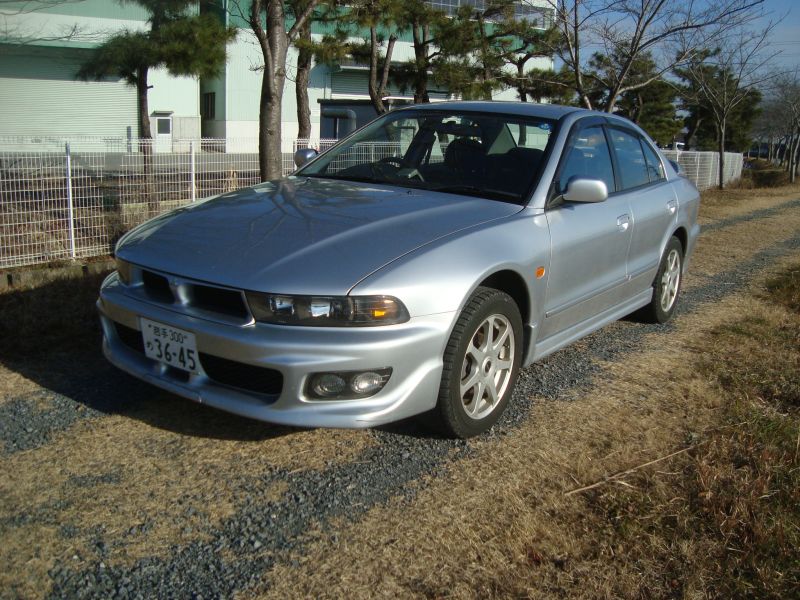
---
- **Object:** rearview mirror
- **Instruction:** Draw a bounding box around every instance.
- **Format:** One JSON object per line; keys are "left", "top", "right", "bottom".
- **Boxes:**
{"left": 563, "top": 178, "right": 608, "bottom": 203}
{"left": 294, "top": 148, "right": 318, "bottom": 168}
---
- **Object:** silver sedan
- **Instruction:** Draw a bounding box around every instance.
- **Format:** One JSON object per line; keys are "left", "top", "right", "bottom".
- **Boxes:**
{"left": 98, "top": 102, "right": 699, "bottom": 438}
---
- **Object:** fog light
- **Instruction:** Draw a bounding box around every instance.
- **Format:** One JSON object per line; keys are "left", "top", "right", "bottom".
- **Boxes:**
{"left": 351, "top": 372, "right": 385, "bottom": 395}
{"left": 311, "top": 373, "right": 347, "bottom": 397}
{"left": 306, "top": 368, "right": 392, "bottom": 400}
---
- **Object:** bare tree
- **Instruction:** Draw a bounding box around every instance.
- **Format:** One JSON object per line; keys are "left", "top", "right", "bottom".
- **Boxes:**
{"left": 543, "top": 0, "right": 766, "bottom": 112}
{"left": 768, "top": 71, "right": 800, "bottom": 181}
{"left": 752, "top": 97, "right": 786, "bottom": 162}
{"left": 542, "top": 0, "right": 614, "bottom": 108}
{"left": 680, "top": 24, "right": 777, "bottom": 189}
{"left": 231, "top": 0, "right": 322, "bottom": 181}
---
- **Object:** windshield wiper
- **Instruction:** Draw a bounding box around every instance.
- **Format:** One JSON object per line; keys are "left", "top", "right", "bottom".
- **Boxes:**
{"left": 430, "top": 185, "right": 521, "bottom": 202}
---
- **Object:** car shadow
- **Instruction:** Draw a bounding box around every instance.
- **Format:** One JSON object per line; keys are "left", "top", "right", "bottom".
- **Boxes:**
{"left": 374, "top": 418, "right": 447, "bottom": 440}
{"left": 0, "top": 275, "right": 297, "bottom": 443}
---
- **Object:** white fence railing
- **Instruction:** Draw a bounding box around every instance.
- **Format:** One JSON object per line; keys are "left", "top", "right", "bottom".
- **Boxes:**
{"left": 0, "top": 137, "right": 742, "bottom": 269}
{"left": 662, "top": 150, "right": 743, "bottom": 191}
{"left": 0, "top": 137, "right": 298, "bottom": 268}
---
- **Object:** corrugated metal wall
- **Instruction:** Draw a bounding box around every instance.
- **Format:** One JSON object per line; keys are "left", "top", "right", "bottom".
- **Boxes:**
{"left": 0, "top": 46, "right": 137, "bottom": 139}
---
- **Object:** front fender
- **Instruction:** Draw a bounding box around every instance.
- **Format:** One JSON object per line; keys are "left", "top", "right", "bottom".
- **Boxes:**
{"left": 350, "top": 208, "right": 552, "bottom": 355}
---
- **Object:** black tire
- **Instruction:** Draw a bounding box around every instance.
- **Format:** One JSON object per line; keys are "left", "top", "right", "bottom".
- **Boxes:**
{"left": 431, "top": 287, "right": 523, "bottom": 438}
{"left": 638, "top": 236, "right": 683, "bottom": 324}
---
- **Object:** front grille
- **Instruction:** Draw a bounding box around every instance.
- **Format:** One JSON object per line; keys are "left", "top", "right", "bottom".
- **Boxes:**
{"left": 199, "top": 353, "right": 283, "bottom": 396}
{"left": 138, "top": 269, "right": 249, "bottom": 322}
{"left": 115, "top": 322, "right": 145, "bottom": 353}
{"left": 142, "top": 270, "right": 173, "bottom": 303}
{"left": 190, "top": 285, "right": 249, "bottom": 319}
{"left": 111, "top": 322, "right": 282, "bottom": 397}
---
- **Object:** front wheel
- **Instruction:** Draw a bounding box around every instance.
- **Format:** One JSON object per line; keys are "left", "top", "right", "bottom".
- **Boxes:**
{"left": 432, "top": 287, "right": 523, "bottom": 438}
{"left": 639, "top": 236, "right": 683, "bottom": 323}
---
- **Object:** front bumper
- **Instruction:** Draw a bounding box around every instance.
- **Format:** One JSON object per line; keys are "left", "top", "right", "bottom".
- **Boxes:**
{"left": 98, "top": 273, "right": 454, "bottom": 428}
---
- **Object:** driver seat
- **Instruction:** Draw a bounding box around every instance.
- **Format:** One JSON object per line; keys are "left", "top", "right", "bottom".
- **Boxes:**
{"left": 444, "top": 138, "right": 486, "bottom": 180}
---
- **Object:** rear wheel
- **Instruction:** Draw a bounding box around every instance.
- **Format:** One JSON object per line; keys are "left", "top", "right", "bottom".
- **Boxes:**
{"left": 432, "top": 287, "right": 522, "bottom": 438}
{"left": 639, "top": 236, "right": 683, "bottom": 323}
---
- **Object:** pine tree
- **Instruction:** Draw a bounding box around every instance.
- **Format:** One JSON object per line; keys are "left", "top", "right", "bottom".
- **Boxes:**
{"left": 78, "top": 0, "right": 236, "bottom": 140}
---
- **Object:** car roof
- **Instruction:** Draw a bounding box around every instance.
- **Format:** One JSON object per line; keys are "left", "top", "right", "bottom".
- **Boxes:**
{"left": 400, "top": 101, "right": 584, "bottom": 120}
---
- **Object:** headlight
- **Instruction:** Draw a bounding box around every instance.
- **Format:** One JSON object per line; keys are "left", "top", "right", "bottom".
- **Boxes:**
{"left": 245, "top": 293, "right": 409, "bottom": 326}
{"left": 116, "top": 258, "right": 132, "bottom": 285}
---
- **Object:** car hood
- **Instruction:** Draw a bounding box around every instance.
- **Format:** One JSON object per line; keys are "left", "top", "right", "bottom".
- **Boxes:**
{"left": 116, "top": 177, "right": 522, "bottom": 294}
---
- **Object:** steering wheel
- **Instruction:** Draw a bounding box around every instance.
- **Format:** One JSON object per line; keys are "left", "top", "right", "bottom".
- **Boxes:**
{"left": 373, "top": 156, "right": 425, "bottom": 182}
{"left": 378, "top": 156, "right": 405, "bottom": 168}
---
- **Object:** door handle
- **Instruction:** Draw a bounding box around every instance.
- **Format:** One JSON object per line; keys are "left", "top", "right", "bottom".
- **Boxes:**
{"left": 667, "top": 199, "right": 678, "bottom": 214}
{"left": 617, "top": 214, "right": 630, "bottom": 232}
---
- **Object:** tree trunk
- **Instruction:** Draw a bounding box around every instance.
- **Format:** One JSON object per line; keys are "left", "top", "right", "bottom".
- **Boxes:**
{"left": 631, "top": 92, "right": 643, "bottom": 124}
{"left": 135, "top": 65, "right": 157, "bottom": 216}
{"left": 136, "top": 66, "right": 152, "bottom": 140}
{"left": 259, "top": 55, "right": 287, "bottom": 181}
{"left": 684, "top": 116, "right": 702, "bottom": 149}
{"left": 515, "top": 63, "right": 527, "bottom": 101}
{"left": 295, "top": 23, "right": 312, "bottom": 140}
{"left": 253, "top": 0, "right": 290, "bottom": 181}
{"left": 790, "top": 129, "right": 799, "bottom": 183}
{"left": 717, "top": 123, "right": 726, "bottom": 190}
{"left": 367, "top": 27, "right": 395, "bottom": 114}
{"left": 604, "top": 90, "right": 619, "bottom": 113}
{"left": 412, "top": 24, "right": 430, "bottom": 104}
{"left": 780, "top": 134, "right": 788, "bottom": 168}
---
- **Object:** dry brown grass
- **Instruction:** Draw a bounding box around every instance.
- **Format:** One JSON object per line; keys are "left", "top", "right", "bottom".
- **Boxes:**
{"left": 765, "top": 263, "right": 800, "bottom": 314}
{"left": 687, "top": 206, "right": 800, "bottom": 282}
{"left": 250, "top": 257, "right": 800, "bottom": 599}
{"left": 698, "top": 181, "right": 800, "bottom": 225}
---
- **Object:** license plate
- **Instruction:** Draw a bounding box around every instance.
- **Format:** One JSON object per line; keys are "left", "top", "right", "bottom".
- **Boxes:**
{"left": 141, "top": 318, "right": 200, "bottom": 374}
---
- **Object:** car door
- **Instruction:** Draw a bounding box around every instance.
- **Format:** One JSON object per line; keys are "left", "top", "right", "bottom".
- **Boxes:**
{"left": 606, "top": 127, "right": 677, "bottom": 292}
{"left": 540, "top": 122, "right": 633, "bottom": 340}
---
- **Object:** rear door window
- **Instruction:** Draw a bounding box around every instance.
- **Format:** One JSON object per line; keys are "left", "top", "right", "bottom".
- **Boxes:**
{"left": 608, "top": 128, "right": 650, "bottom": 190}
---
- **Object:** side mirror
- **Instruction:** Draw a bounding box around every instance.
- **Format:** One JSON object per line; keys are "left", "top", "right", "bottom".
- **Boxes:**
{"left": 563, "top": 178, "right": 608, "bottom": 203}
{"left": 294, "top": 148, "right": 318, "bottom": 168}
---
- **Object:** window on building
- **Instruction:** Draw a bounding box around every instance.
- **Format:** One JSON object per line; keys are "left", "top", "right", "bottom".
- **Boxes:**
{"left": 202, "top": 92, "right": 216, "bottom": 120}
{"left": 156, "top": 118, "right": 171, "bottom": 135}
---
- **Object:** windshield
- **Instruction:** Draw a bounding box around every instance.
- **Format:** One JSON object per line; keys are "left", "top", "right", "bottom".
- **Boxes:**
{"left": 297, "top": 110, "right": 556, "bottom": 204}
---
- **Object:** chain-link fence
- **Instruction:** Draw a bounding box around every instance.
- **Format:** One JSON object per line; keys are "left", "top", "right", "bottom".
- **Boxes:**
{"left": 1, "top": 137, "right": 742, "bottom": 268}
